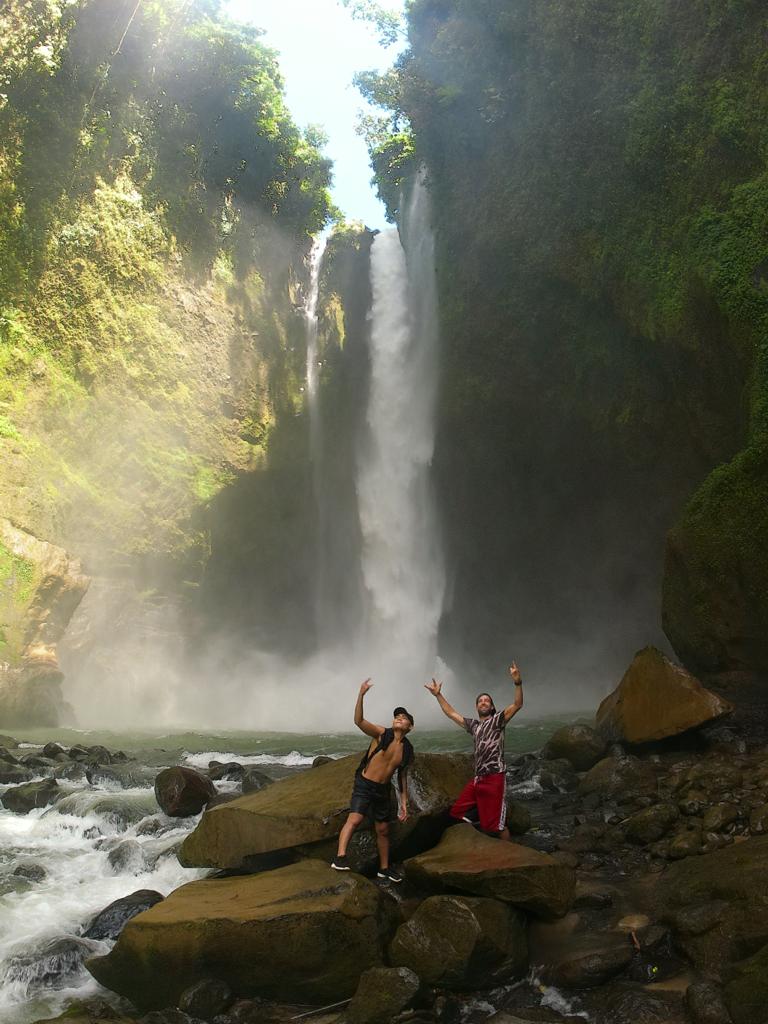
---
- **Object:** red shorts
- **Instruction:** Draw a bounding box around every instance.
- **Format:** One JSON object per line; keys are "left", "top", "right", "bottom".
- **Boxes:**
{"left": 450, "top": 772, "right": 507, "bottom": 833}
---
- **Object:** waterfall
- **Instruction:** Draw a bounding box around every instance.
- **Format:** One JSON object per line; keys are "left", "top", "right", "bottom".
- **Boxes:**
{"left": 355, "top": 175, "right": 445, "bottom": 685}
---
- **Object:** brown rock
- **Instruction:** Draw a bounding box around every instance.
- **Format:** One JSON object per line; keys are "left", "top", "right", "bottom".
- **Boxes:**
{"left": 154, "top": 767, "right": 215, "bottom": 817}
{"left": 542, "top": 724, "right": 607, "bottom": 771}
{"left": 179, "top": 752, "right": 471, "bottom": 870}
{"left": 403, "top": 823, "right": 575, "bottom": 919}
{"left": 388, "top": 895, "right": 528, "bottom": 988}
{"left": 86, "top": 860, "right": 396, "bottom": 1010}
{"left": 596, "top": 646, "right": 733, "bottom": 744}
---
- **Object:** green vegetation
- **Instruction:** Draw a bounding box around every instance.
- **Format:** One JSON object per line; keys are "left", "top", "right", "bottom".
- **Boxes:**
{"left": 0, "top": 0, "right": 333, "bottom": 576}
{"left": 361, "top": 0, "right": 768, "bottom": 674}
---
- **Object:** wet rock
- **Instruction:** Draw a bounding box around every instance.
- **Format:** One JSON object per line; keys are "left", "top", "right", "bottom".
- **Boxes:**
{"left": 154, "top": 767, "right": 216, "bottom": 817}
{"left": 573, "top": 883, "right": 614, "bottom": 909}
{"left": 542, "top": 724, "right": 607, "bottom": 771}
{"left": 625, "top": 802, "right": 679, "bottom": 844}
{"left": 679, "top": 789, "right": 709, "bottom": 816}
{"left": 724, "top": 941, "right": 768, "bottom": 1024}
{"left": 179, "top": 753, "right": 471, "bottom": 871}
{"left": 206, "top": 762, "right": 244, "bottom": 782}
{"left": 657, "top": 835, "right": 768, "bottom": 971}
{"left": 536, "top": 758, "right": 578, "bottom": 792}
{"left": 545, "top": 939, "right": 633, "bottom": 988}
{"left": 388, "top": 895, "right": 527, "bottom": 989}
{"left": 596, "top": 646, "right": 733, "bottom": 744}
{"left": 0, "top": 745, "right": 20, "bottom": 763}
{"left": 686, "top": 979, "right": 734, "bottom": 1024}
{"left": 404, "top": 823, "right": 575, "bottom": 919}
{"left": 108, "top": 839, "right": 149, "bottom": 874}
{"left": 669, "top": 829, "right": 703, "bottom": 859}
{"left": 702, "top": 803, "right": 739, "bottom": 832}
{"left": 206, "top": 793, "right": 240, "bottom": 809}
{"left": 87, "top": 860, "right": 397, "bottom": 1009}
{"left": 178, "top": 979, "right": 234, "bottom": 1020}
{"left": 240, "top": 767, "right": 271, "bottom": 794}
{"left": 6, "top": 936, "right": 99, "bottom": 987}
{"left": 748, "top": 804, "right": 768, "bottom": 834}
{"left": 13, "top": 861, "right": 47, "bottom": 882}
{"left": 668, "top": 900, "right": 729, "bottom": 936}
{"left": 312, "top": 755, "right": 334, "bottom": 768}
{"left": 345, "top": 967, "right": 421, "bottom": 1024}
{"left": 0, "top": 765, "right": 34, "bottom": 784}
{"left": 42, "top": 742, "right": 67, "bottom": 759}
{"left": 84, "top": 890, "right": 165, "bottom": 940}
{"left": 140, "top": 1012, "right": 201, "bottom": 1024}
{"left": 579, "top": 755, "right": 657, "bottom": 800}
{"left": 596, "top": 987, "right": 688, "bottom": 1023}
{"left": 1, "top": 777, "right": 60, "bottom": 813}
{"left": 69, "top": 746, "right": 92, "bottom": 761}
{"left": 53, "top": 762, "right": 87, "bottom": 782}
{"left": 86, "top": 745, "right": 113, "bottom": 764}
{"left": 19, "top": 753, "right": 56, "bottom": 768}
{"left": 30, "top": 995, "right": 135, "bottom": 1024}
{"left": 506, "top": 801, "right": 532, "bottom": 835}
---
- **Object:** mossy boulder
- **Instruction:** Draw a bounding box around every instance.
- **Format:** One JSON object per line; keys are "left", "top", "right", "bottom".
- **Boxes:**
{"left": 657, "top": 835, "right": 768, "bottom": 972}
{"left": 345, "top": 967, "right": 422, "bottom": 1024}
{"left": 178, "top": 752, "right": 472, "bottom": 870}
{"left": 542, "top": 724, "right": 607, "bottom": 771}
{"left": 596, "top": 646, "right": 733, "bottom": 744}
{"left": 154, "top": 767, "right": 216, "bottom": 818}
{"left": 86, "top": 860, "right": 397, "bottom": 1010}
{"left": 663, "top": 446, "right": 768, "bottom": 676}
{"left": 388, "top": 894, "right": 527, "bottom": 989}
{"left": 624, "top": 803, "right": 680, "bottom": 844}
{"left": 404, "top": 824, "right": 575, "bottom": 919}
{"left": 724, "top": 941, "right": 768, "bottom": 1024}
{"left": 1, "top": 777, "right": 60, "bottom": 813}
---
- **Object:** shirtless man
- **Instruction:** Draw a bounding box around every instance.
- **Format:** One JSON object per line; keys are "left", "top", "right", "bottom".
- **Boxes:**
{"left": 331, "top": 679, "right": 414, "bottom": 883}
{"left": 426, "top": 663, "right": 524, "bottom": 840}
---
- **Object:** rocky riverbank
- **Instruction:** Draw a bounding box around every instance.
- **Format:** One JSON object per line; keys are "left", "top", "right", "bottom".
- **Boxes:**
{"left": 3, "top": 648, "right": 766, "bottom": 1024}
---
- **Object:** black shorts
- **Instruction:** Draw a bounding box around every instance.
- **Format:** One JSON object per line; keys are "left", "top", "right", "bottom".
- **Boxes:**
{"left": 350, "top": 773, "right": 392, "bottom": 823}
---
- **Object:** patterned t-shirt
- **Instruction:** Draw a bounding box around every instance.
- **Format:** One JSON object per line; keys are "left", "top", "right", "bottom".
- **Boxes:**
{"left": 462, "top": 710, "right": 506, "bottom": 777}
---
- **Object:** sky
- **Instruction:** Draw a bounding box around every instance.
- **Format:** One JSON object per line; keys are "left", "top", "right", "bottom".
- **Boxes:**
{"left": 225, "top": 0, "right": 405, "bottom": 230}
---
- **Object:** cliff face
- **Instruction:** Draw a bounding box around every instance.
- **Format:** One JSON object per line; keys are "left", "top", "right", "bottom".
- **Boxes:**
{"left": 0, "top": 0, "right": 332, "bottom": 722}
{"left": 381, "top": 0, "right": 768, "bottom": 684}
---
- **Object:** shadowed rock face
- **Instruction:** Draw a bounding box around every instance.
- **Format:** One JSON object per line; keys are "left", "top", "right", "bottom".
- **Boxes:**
{"left": 178, "top": 752, "right": 472, "bottom": 871}
{"left": 86, "top": 860, "right": 398, "bottom": 1010}
{"left": 596, "top": 646, "right": 733, "bottom": 744}
{"left": 389, "top": 895, "right": 528, "bottom": 989}
{"left": 403, "top": 824, "right": 575, "bottom": 920}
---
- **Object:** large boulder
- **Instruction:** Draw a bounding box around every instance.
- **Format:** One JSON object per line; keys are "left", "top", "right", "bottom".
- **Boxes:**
{"left": 657, "top": 834, "right": 768, "bottom": 973}
{"left": 1, "top": 777, "right": 60, "bottom": 813}
{"left": 596, "top": 646, "right": 733, "bottom": 744}
{"left": 578, "top": 754, "right": 658, "bottom": 800}
{"left": 86, "top": 860, "right": 397, "bottom": 1009}
{"left": 84, "top": 890, "right": 165, "bottom": 941}
{"left": 403, "top": 824, "right": 575, "bottom": 919}
{"left": 542, "top": 724, "right": 607, "bottom": 771}
{"left": 724, "top": 941, "right": 768, "bottom": 1024}
{"left": 345, "top": 967, "right": 421, "bottom": 1024}
{"left": 178, "top": 752, "right": 472, "bottom": 871}
{"left": 388, "top": 895, "right": 527, "bottom": 989}
{"left": 30, "top": 997, "right": 135, "bottom": 1024}
{"left": 154, "top": 767, "right": 216, "bottom": 817}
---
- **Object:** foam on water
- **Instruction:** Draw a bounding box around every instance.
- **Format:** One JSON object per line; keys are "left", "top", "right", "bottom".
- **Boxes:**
{"left": 183, "top": 749, "right": 323, "bottom": 769}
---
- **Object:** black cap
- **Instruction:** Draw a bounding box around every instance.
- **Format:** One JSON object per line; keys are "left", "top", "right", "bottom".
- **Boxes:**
{"left": 393, "top": 706, "right": 414, "bottom": 726}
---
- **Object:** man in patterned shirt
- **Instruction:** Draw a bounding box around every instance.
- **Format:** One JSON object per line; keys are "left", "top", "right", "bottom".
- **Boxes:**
{"left": 426, "top": 663, "right": 524, "bottom": 840}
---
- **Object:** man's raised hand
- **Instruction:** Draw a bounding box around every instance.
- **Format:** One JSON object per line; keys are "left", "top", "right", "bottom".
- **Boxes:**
{"left": 509, "top": 662, "right": 522, "bottom": 685}
{"left": 425, "top": 678, "right": 442, "bottom": 696}
{"left": 359, "top": 678, "right": 373, "bottom": 695}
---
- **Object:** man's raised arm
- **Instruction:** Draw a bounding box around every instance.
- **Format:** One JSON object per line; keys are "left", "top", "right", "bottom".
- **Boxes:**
{"left": 501, "top": 662, "right": 524, "bottom": 724}
{"left": 424, "top": 678, "right": 465, "bottom": 728}
{"left": 354, "top": 679, "right": 384, "bottom": 738}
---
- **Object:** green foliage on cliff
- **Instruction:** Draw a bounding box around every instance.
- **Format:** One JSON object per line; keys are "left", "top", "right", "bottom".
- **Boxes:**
{"left": 0, "top": 0, "right": 332, "bottom": 574}
{"left": 362, "top": 0, "right": 768, "bottom": 674}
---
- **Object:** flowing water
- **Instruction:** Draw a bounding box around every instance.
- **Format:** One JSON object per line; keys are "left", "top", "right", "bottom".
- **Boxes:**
{"left": 355, "top": 175, "right": 445, "bottom": 687}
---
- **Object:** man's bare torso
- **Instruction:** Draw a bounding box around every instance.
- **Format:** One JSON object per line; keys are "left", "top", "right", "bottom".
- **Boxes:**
{"left": 362, "top": 736, "right": 406, "bottom": 784}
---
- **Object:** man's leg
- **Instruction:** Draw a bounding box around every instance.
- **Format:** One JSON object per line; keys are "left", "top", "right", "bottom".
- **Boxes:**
{"left": 375, "top": 820, "right": 390, "bottom": 869}
{"left": 476, "top": 773, "right": 510, "bottom": 839}
{"left": 449, "top": 778, "right": 478, "bottom": 822}
{"left": 337, "top": 812, "right": 365, "bottom": 856}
